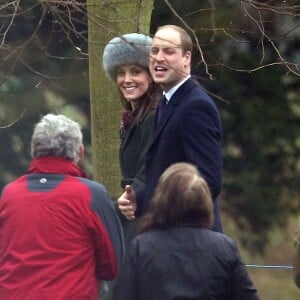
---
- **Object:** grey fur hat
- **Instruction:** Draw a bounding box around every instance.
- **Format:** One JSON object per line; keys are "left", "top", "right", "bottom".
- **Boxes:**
{"left": 103, "top": 33, "right": 152, "bottom": 81}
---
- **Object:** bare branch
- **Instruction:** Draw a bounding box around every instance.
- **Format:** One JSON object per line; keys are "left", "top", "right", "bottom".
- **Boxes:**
{"left": 242, "top": 1, "right": 300, "bottom": 76}
{"left": 215, "top": 61, "right": 299, "bottom": 75}
{"left": 0, "top": 0, "right": 299, "bottom": 83}
{"left": 163, "top": 0, "right": 214, "bottom": 80}
{"left": 0, "top": 109, "right": 26, "bottom": 129}
{"left": 0, "top": 0, "right": 19, "bottom": 48}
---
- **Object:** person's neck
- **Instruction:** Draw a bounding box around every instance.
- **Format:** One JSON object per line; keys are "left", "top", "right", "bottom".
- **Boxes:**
{"left": 129, "top": 101, "right": 139, "bottom": 111}
{"left": 163, "top": 75, "right": 191, "bottom": 99}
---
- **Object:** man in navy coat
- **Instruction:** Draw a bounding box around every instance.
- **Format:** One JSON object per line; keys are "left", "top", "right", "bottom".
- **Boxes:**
{"left": 118, "top": 24, "right": 223, "bottom": 232}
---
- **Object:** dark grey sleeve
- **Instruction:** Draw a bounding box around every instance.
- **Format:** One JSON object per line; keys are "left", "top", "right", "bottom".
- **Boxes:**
{"left": 79, "top": 178, "right": 125, "bottom": 267}
{"left": 113, "top": 238, "right": 138, "bottom": 300}
{"left": 231, "top": 241, "right": 260, "bottom": 300}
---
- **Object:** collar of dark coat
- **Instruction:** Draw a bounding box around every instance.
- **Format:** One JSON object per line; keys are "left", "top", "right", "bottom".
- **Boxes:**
{"left": 168, "top": 77, "right": 200, "bottom": 107}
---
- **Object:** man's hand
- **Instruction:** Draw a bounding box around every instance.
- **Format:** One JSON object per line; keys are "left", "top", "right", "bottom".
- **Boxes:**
{"left": 117, "top": 185, "right": 137, "bottom": 220}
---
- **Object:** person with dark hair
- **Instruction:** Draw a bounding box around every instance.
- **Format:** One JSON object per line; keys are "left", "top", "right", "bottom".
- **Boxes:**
{"left": 0, "top": 114, "right": 124, "bottom": 300}
{"left": 103, "top": 33, "right": 161, "bottom": 244}
{"left": 117, "top": 25, "right": 223, "bottom": 232}
{"left": 294, "top": 222, "right": 300, "bottom": 289}
{"left": 114, "top": 162, "right": 260, "bottom": 300}
{"left": 102, "top": 33, "right": 161, "bottom": 300}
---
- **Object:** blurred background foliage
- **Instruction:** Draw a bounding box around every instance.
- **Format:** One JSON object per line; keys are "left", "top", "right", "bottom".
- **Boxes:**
{"left": 0, "top": 0, "right": 299, "bottom": 258}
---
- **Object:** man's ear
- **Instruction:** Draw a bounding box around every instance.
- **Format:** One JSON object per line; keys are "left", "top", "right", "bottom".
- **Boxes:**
{"left": 78, "top": 144, "right": 85, "bottom": 161}
{"left": 184, "top": 50, "right": 192, "bottom": 66}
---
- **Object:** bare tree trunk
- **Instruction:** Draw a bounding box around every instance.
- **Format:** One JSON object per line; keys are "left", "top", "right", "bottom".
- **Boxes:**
{"left": 87, "top": 0, "right": 153, "bottom": 198}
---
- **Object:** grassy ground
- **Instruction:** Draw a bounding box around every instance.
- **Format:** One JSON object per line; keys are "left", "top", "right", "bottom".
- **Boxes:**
{"left": 223, "top": 215, "right": 300, "bottom": 300}
{"left": 248, "top": 268, "right": 298, "bottom": 300}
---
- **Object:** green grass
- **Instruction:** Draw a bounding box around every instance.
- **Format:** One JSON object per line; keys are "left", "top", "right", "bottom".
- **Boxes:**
{"left": 223, "top": 215, "right": 300, "bottom": 300}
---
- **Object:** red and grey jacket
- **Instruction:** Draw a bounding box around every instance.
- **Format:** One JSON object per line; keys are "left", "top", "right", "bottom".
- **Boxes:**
{"left": 0, "top": 156, "right": 124, "bottom": 300}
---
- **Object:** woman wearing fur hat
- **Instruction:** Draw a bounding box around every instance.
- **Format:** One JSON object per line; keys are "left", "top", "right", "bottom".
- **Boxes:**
{"left": 103, "top": 33, "right": 161, "bottom": 248}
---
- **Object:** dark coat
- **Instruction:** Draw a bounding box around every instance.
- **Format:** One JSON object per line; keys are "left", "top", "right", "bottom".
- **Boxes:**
{"left": 135, "top": 78, "right": 223, "bottom": 231}
{"left": 113, "top": 227, "right": 260, "bottom": 300}
{"left": 120, "top": 110, "right": 156, "bottom": 189}
{"left": 118, "top": 110, "right": 156, "bottom": 249}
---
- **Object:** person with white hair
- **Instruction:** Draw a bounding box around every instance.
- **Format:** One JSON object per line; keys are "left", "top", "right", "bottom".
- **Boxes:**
{"left": 0, "top": 114, "right": 124, "bottom": 300}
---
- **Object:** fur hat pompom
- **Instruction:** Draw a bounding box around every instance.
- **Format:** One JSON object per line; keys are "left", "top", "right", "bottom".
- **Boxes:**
{"left": 103, "top": 33, "right": 152, "bottom": 81}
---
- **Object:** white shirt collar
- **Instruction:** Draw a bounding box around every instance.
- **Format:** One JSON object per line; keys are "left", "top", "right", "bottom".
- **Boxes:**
{"left": 164, "top": 75, "right": 191, "bottom": 102}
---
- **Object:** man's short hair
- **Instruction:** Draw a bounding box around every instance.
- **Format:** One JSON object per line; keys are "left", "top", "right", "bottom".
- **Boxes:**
{"left": 156, "top": 24, "right": 193, "bottom": 54}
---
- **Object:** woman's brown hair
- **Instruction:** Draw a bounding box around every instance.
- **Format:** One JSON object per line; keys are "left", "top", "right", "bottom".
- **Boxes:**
{"left": 139, "top": 162, "right": 214, "bottom": 233}
{"left": 120, "top": 70, "right": 161, "bottom": 125}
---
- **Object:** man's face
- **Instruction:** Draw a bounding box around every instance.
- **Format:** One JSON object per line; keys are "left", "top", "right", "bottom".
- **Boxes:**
{"left": 149, "top": 28, "right": 191, "bottom": 92}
